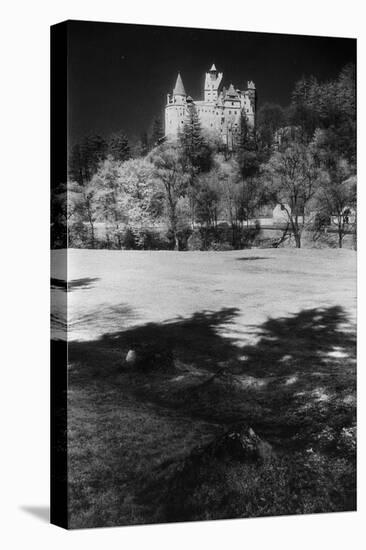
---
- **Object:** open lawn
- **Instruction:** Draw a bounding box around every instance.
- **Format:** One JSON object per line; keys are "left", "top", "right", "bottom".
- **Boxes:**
{"left": 52, "top": 248, "right": 356, "bottom": 528}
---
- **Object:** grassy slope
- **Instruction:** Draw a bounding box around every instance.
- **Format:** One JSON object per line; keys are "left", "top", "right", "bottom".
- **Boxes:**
{"left": 54, "top": 249, "right": 356, "bottom": 528}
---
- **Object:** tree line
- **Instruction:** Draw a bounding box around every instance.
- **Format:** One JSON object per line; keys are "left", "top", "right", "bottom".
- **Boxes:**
{"left": 51, "top": 64, "right": 356, "bottom": 250}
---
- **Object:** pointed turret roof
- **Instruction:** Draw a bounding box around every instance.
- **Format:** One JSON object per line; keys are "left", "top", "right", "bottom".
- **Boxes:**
{"left": 173, "top": 73, "right": 186, "bottom": 96}
{"left": 226, "top": 83, "right": 238, "bottom": 97}
{"left": 209, "top": 63, "right": 217, "bottom": 72}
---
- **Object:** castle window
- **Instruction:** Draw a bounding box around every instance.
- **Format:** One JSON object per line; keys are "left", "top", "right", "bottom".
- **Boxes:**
{"left": 229, "top": 111, "right": 231, "bottom": 114}
{"left": 232, "top": 102, "right": 234, "bottom": 106}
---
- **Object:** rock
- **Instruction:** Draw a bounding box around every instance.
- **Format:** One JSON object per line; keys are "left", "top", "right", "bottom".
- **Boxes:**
{"left": 123, "top": 346, "right": 175, "bottom": 371}
{"left": 125, "top": 349, "right": 137, "bottom": 366}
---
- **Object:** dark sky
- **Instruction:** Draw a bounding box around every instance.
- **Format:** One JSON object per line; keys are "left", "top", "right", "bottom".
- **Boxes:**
{"left": 66, "top": 20, "right": 356, "bottom": 144}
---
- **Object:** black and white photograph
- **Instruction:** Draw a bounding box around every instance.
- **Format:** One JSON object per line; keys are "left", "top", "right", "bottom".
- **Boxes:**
{"left": 50, "top": 19, "right": 357, "bottom": 530}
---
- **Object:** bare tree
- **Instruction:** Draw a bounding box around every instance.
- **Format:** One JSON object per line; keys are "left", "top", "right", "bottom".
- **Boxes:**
{"left": 262, "top": 143, "right": 323, "bottom": 248}
{"left": 318, "top": 168, "right": 356, "bottom": 248}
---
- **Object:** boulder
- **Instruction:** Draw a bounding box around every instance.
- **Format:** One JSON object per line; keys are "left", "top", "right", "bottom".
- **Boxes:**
{"left": 123, "top": 346, "right": 175, "bottom": 371}
{"left": 125, "top": 349, "right": 137, "bottom": 366}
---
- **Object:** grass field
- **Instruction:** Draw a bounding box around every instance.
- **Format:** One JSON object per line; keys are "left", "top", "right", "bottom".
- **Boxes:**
{"left": 52, "top": 248, "right": 356, "bottom": 528}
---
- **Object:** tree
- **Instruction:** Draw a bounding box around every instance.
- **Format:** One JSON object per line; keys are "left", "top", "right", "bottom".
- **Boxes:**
{"left": 216, "top": 156, "right": 242, "bottom": 245}
{"left": 51, "top": 182, "right": 68, "bottom": 248}
{"left": 236, "top": 113, "right": 260, "bottom": 179}
{"left": 178, "top": 103, "right": 213, "bottom": 226}
{"left": 234, "top": 113, "right": 265, "bottom": 228}
{"left": 256, "top": 103, "right": 286, "bottom": 154}
{"left": 194, "top": 171, "right": 221, "bottom": 230}
{"left": 69, "top": 135, "right": 108, "bottom": 185}
{"left": 118, "top": 157, "right": 163, "bottom": 247}
{"left": 179, "top": 104, "right": 213, "bottom": 172}
{"left": 108, "top": 131, "right": 131, "bottom": 162}
{"left": 92, "top": 157, "right": 127, "bottom": 248}
{"left": 317, "top": 162, "right": 356, "bottom": 248}
{"left": 288, "top": 75, "right": 320, "bottom": 140}
{"left": 262, "top": 143, "right": 324, "bottom": 248}
{"left": 235, "top": 177, "right": 264, "bottom": 228}
{"left": 150, "top": 117, "right": 164, "bottom": 148}
{"left": 288, "top": 65, "right": 356, "bottom": 163}
{"left": 149, "top": 143, "right": 189, "bottom": 250}
{"left": 132, "top": 131, "right": 149, "bottom": 158}
{"left": 66, "top": 179, "right": 99, "bottom": 248}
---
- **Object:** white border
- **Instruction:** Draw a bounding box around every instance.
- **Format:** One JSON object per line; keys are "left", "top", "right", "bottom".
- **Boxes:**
{"left": 1, "top": 1, "right": 364, "bottom": 548}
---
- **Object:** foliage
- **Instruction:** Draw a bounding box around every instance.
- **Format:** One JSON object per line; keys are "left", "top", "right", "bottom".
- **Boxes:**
{"left": 289, "top": 64, "right": 356, "bottom": 163}
{"left": 179, "top": 104, "right": 213, "bottom": 173}
{"left": 150, "top": 117, "right": 164, "bottom": 147}
{"left": 149, "top": 143, "right": 189, "bottom": 249}
{"left": 58, "top": 65, "right": 356, "bottom": 251}
{"left": 262, "top": 142, "right": 325, "bottom": 247}
{"left": 108, "top": 131, "right": 131, "bottom": 162}
{"left": 315, "top": 160, "right": 356, "bottom": 248}
{"left": 256, "top": 103, "right": 287, "bottom": 154}
{"left": 69, "top": 134, "right": 108, "bottom": 185}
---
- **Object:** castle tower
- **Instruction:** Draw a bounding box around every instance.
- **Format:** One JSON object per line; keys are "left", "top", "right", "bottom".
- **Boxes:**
{"left": 244, "top": 80, "right": 256, "bottom": 128}
{"left": 165, "top": 73, "right": 188, "bottom": 138}
{"left": 204, "top": 63, "right": 223, "bottom": 102}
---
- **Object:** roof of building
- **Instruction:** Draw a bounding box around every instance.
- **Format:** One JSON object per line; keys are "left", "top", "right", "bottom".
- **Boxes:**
{"left": 209, "top": 63, "right": 217, "bottom": 71}
{"left": 226, "top": 83, "right": 239, "bottom": 98}
{"left": 173, "top": 73, "right": 186, "bottom": 96}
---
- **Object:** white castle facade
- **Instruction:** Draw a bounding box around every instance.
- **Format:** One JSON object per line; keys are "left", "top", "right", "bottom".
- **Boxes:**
{"left": 165, "top": 64, "right": 256, "bottom": 148}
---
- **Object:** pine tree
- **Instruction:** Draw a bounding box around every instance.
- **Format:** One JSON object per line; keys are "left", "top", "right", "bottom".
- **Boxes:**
{"left": 108, "top": 131, "right": 131, "bottom": 162}
{"left": 150, "top": 118, "right": 164, "bottom": 147}
{"left": 68, "top": 135, "right": 108, "bottom": 185}
{"left": 139, "top": 131, "right": 149, "bottom": 156}
{"left": 236, "top": 111, "right": 259, "bottom": 180}
{"left": 178, "top": 103, "right": 213, "bottom": 227}
{"left": 179, "top": 103, "right": 212, "bottom": 172}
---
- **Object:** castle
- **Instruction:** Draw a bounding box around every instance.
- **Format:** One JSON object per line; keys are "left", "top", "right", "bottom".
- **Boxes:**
{"left": 165, "top": 64, "right": 256, "bottom": 149}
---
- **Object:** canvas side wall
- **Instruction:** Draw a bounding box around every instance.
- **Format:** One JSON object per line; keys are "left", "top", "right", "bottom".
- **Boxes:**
{"left": 50, "top": 20, "right": 69, "bottom": 530}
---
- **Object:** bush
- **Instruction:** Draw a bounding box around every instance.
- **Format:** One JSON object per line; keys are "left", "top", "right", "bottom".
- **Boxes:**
{"left": 187, "top": 230, "right": 203, "bottom": 251}
{"left": 208, "top": 240, "right": 233, "bottom": 251}
{"left": 68, "top": 221, "right": 92, "bottom": 248}
{"left": 121, "top": 227, "right": 136, "bottom": 249}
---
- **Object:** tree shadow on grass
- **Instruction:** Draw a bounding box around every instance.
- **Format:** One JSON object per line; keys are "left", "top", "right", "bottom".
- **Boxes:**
{"left": 51, "top": 277, "right": 100, "bottom": 291}
{"left": 68, "top": 307, "right": 241, "bottom": 384}
{"left": 66, "top": 304, "right": 356, "bottom": 527}
{"left": 68, "top": 305, "right": 356, "bottom": 443}
{"left": 230, "top": 306, "right": 356, "bottom": 445}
